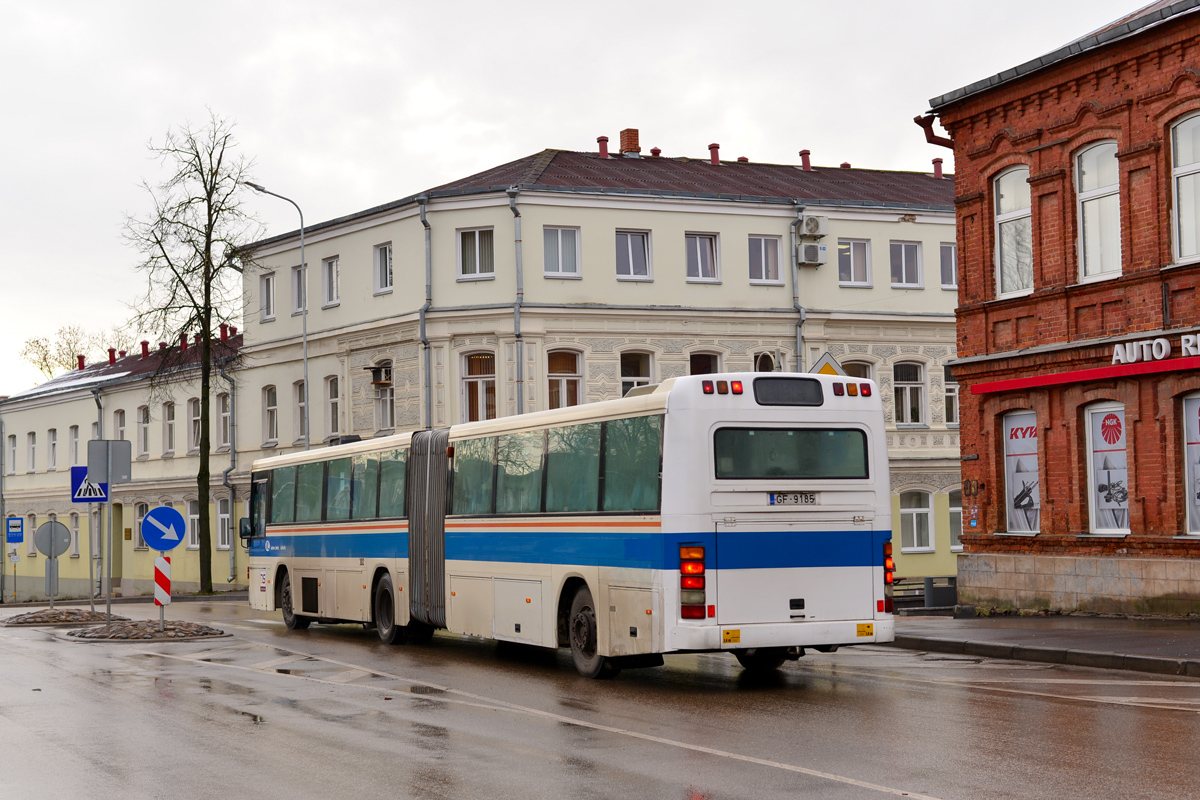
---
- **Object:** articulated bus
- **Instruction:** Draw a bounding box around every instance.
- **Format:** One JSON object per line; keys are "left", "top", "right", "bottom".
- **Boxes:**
{"left": 241, "top": 373, "right": 895, "bottom": 678}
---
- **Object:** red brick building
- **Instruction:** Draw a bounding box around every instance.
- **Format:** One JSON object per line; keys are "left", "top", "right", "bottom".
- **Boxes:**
{"left": 928, "top": 1, "right": 1200, "bottom": 612}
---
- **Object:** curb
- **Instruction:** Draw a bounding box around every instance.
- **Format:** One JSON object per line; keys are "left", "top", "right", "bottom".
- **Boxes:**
{"left": 0, "top": 593, "right": 248, "bottom": 609}
{"left": 887, "top": 635, "right": 1200, "bottom": 678}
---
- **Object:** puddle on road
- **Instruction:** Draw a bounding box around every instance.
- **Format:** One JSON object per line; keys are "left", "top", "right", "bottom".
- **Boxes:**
{"left": 410, "top": 685, "right": 447, "bottom": 696}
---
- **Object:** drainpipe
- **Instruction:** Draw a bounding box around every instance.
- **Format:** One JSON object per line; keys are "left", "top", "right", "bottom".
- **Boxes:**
{"left": 218, "top": 359, "right": 237, "bottom": 583}
{"left": 789, "top": 202, "right": 807, "bottom": 372}
{"left": 506, "top": 186, "right": 525, "bottom": 415}
{"left": 417, "top": 194, "right": 433, "bottom": 429}
{"left": 90, "top": 388, "right": 103, "bottom": 610}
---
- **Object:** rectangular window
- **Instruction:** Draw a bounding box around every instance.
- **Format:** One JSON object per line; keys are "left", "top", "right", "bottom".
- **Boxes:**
{"left": 322, "top": 256, "right": 339, "bottom": 306}
{"left": 459, "top": 228, "right": 495, "bottom": 278}
{"left": 47, "top": 429, "right": 57, "bottom": 470}
{"left": 351, "top": 454, "right": 380, "bottom": 520}
{"left": 28, "top": 514, "right": 36, "bottom": 556}
{"left": 893, "top": 363, "right": 924, "bottom": 425}
{"left": 685, "top": 233, "right": 718, "bottom": 281}
{"left": 890, "top": 241, "right": 921, "bottom": 287}
{"left": 294, "top": 382, "right": 307, "bottom": 443}
{"left": 292, "top": 265, "right": 306, "bottom": 313}
{"left": 714, "top": 428, "right": 868, "bottom": 479}
{"left": 899, "top": 492, "right": 933, "bottom": 551}
{"left": 749, "top": 236, "right": 780, "bottom": 283}
{"left": 6, "top": 435, "right": 14, "bottom": 475}
{"left": 218, "top": 498, "right": 231, "bottom": 550}
{"left": 270, "top": 466, "right": 296, "bottom": 524}
{"left": 136, "top": 503, "right": 147, "bottom": 549}
{"left": 188, "top": 399, "right": 201, "bottom": 452}
{"left": 949, "top": 490, "right": 963, "bottom": 552}
{"left": 264, "top": 387, "right": 278, "bottom": 443}
{"left": 326, "top": 377, "right": 340, "bottom": 436}
{"left": 603, "top": 415, "right": 662, "bottom": 512}
{"left": 295, "top": 462, "right": 324, "bottom": 523}
{"left": 996, "top": 167, "right": 1033, "bottom": 295}
{"left": 163, "top": 403, "right": 175, "bottom": 454}
{"left": 27, "top": 432, "right": 35, "bottom": 472}
{"left": 545, "top": 423, "right": 601, "bottom": 513}
{"left": 940, "top": 243, "right": 957, "bottom": 289}
{"left": 838, "top": 239, "right": 870, "bottom": 286}
{"left": 375, "top": 243, "right": 393, "bottom": 292}
{"left": 945, "top": 381, "right": 959, "bottom": 427}
{"left": 1184, "top": 395, "right": 1200, "bottom": 534}
{"left": 379, "top": 449, "right": 407, "bottom": 518}
{"left": 452, "top": 437, "right": 496, "bottom": 515}
{"left": 1077, "top": 142, "right": 1121, "bottom": 279}
{"left": 218, "top": 394, "right": 230, "bottom": 448}
{"left": 187, "top": 500, "right": 199, "bottom": 549}
{"left": 260, "top": 272, "right": 276, "bottom": 321}
{"left": 620, "top": 352, "right": 650, "bottom": 396}
{"left": 69, "top": 426, "right": 79, "bottom": 466}
{"left": 496, "top": 431, "right": 544, "bottom": 514}
{"left": 543, "top": 227, "right": 580, "bottom": 276}
{"left": 547, "top": 351, "right": 581, "bottom": 410}
{"left": 1003, "top": 412, "right": 1041, "bottom": 533}
{"left": 70, "top": 512, "right": 80, "bottom": 557}
{"left": 137, "top": 407, "right": 150, "bottom": 457}
{"left": 325, "top": 457, "right": 353, "bottom": 521}
{"left": 464, "top": 353, "right": 496, "bottom": 422}
{"left": 1087, "top": 405, "right": 1129, "bottom": 534}
{"left": 113, "top": 410, "right": 126, "bottom": 441}
{"left": 615, "top": 231, "right": 650, "bottom": 279}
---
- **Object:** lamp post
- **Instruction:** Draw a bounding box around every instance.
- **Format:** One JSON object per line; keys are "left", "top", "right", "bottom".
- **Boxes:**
{"left": 245, "top": 182, "right": 309, "bottom": 450}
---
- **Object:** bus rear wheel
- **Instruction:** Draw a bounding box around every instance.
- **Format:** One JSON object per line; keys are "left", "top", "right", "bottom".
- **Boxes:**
{"left": 374, "top": 573, "right": 405, "bottom": 645}
{"left": 569, "top": 586, "right": 621, "bottom": 679}
{"left": 280, "top": 572, "right": 311, "bottom": 631}
{"left": 734, "top": 647, "right": 787, "bottom": 673}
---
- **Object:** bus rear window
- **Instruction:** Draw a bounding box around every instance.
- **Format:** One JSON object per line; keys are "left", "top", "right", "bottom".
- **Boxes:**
{"left": 714, "top": 428, "right": 868, "bottom": 480}
{"left": 753, "top": 377, "right": 823, "bottom": 406}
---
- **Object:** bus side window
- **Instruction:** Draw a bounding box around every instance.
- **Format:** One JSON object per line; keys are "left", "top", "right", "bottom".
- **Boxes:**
{"left": 379, "top": 449, "right": 407, "bottom": 517}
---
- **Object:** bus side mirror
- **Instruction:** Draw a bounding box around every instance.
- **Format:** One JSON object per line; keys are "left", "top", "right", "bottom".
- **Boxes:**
{"left": 239, "top": 518, "right": 253, "bottom": 539}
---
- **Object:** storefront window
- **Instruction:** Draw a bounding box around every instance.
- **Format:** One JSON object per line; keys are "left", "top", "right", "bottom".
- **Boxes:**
{"left": 1086, "top": 403, "right": 1130, "bottom": 534}
{"left": 1183, "top": 395, "right": 1200, "bottom": 535}
{"left": 1003, "top": 412, "right": 1040, "bottom": 533}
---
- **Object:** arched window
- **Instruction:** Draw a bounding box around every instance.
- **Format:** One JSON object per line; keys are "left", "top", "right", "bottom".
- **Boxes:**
{"left": 136, "top": 407, "right": 150, "bottom": 456}
{"left": 1171, "top": 114, "right": 1200, "bottom": 261}
{"left": 188, "top": 398, "right": 202, "bottom": 452}
{"left": 218, "top": 497, "right": 231, "bottom": 550}
{"left": 262, "top": 386, "right": 278, "bottom": 444}
{"left": 463, "top": 353, "right": 496, "bottom": 422}
{"left": 754, "top": 353, "right": 776, "bottom": 373}
{"left": 293, "top": 381, "right": 307, "bottom": 443}
{"left": 135, "top": 502, "right": 148, "bottom": 549}
{"left": 187, "top": 500, "right": 200, "bottom": 549}
{"left": 1085, "top": 402, "right": 1129, "bottom": 534}
{"left": 217, "top": 393, "right": 231, "bottom": 448}
{"left": 325, "top": 376, "right": 340, "bottom": 436}
{"left": 1076, "top": 141, "right": 1120, "bottom": 279}
{"left": 893, "top": 362, "right": 925, "bottom": 425}
{"left": 70, "top": 512, "right": 80, "bottom": 557}
{"left": 843, "top": 361, "right": 872, "bottom": 380}
{"left": 689, "top": 353, "right": 718, "bottom": 375}
{"left": 995, "top": 166, "right": 1032, "bottom": 296}
{"left": 620, "top": 352, "right": 651, "bottom": 395}
{"left": 547, "top": 351, "right": 581, "bottom": 410}
{"left": 372, "top": 361, "right": 395, "bottom": 430}
{"left": 899, "top": 491, "right": 933, "bottom": 552}
{"left": 113, "top": 410, "right": 126, "bottom": 441}
{"left": 162, "top": 402, "right": 176, "bottom": 454}
{"left": 27, "top": 513, "right": 36, "bottom": 556}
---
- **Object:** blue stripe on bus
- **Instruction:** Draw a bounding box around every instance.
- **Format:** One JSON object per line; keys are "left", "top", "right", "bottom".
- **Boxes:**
{"left": 250, "top": 528, "right": 890, "bottom": 570}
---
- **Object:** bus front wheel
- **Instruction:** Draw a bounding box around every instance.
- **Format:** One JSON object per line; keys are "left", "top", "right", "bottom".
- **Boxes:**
{"left": 569, "top": 586, "right": 621, "bottom": 679}
{"left": 280, "top": 572, "right": 311, "bottom": 631}
{"left": 374, "top": 573, "right": 404, "bottom": 645}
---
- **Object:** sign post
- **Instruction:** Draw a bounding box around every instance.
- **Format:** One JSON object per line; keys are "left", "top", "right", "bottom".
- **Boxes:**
{"left": 88, "top": 440, "right": 132, "bottom": 621}
{"left": 154, "top": 557, "right": 171, "bottom": 632}
{"left": 7, "top": 518, "right": 24, "bottom": 603}
{"left": 34, "top": 521, "right": 71, "bottom": 610}
{"left": 71, "top": 465, "right": 107, "bottom": 614}
{"left": 141, "top": 505, "right": 186, "bottom": 631}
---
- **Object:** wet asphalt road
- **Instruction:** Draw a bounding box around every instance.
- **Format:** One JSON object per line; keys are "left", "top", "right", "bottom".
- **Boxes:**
{"left": 3, "top": 600, "right": 1200, "bottom": 800}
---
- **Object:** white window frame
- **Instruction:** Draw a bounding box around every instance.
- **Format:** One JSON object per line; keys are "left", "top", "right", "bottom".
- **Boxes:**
{"left": 890, "top": 240, "right": 923, "bottom": 288}
{"left": 68, "top": 426, "right": 79, "bottom": 466}
{"left": 113, "top": 409, "right": 126, "bottom": 441}
{"left": 325, "top": 376, "right": 340, "bottom": 437}
{"left": 291, "top": 264, "right": 307, "bottom": 314}
{"left": 543, "top": 226, "right": 582, "bottom": 278}
{"left": 457, "top": 227, "right": 495, "bottom": 280}
{"left": 462, "top": 352, "right": 497, "bottom": 423}
{"left": 893, "top": 362, "right": 925, "bottom": 426}
{"left": 899, "top": 491, "right": 934, "bottom": 553}
{"left": 218, "top": 393, "right": 230, "bottom": 449}
{"left": 293, "top": 381, "right": 307, "bottom": 444}
{"left": 135, "top": 502, "right": 148, "bottom": 549}
{"left": 838, "top": 239, "right": 872, "bottom": 287}
{"left": 162, "top": 402, "right": 175, "bottom": 455}
{"left": 218, "top": 497, "right": 231, "bottom": 551}
{"left": 620, "top": 351, "right": 653, "bottom": 396}
{"left": 1183, "top": 393, "right": 1200, "bottom": 535}
{"left": 1076, "top": 141, "right": 1121, "bottom": 282}
{"left": 944, "top": 379, "right": 959, "bottom": 428}
{"left": 1172, "top": 114, "right": 1200, "bottom": 264}
{"left": 374, "top": 243, "right": 393, "bottom": 294}
{"left": 188, "top": 398, "right": 201, "bottom": 453}
{"left": 940, "top": 242, "right": 958, "bottom": 290}
{"left": 995, "top": 166, "right": 1034, "bottom": 297}
{"left": 260, "top": 272, "right": 276, "bottom": 321}
{"left": 136, "top": 406, "right": 150, "bottom": 457}
{"left": 373, "top": 363, "right": 395, "bottom": 431}
{"left": 263, "top": 386, "right": 278, "bottom": 444}
{"left": 1085, "top": 402, "right": 1131, "bottom": 536}
{"left": 47, "top": 428, "right": 57, "bottom": 471}
{"left": 27, "top": 432, "right": 35, "bottom": 473}
{"left": 321, "top": 256, "right": 340, "bottom": 307}
{"left": 843, "top": 361, "right": 873, "bottom": 381}
{"left": 69, "top": 512, "right": 80, "bottom": 557}
{"left": 748, "top": 235, "right": 782, "bottom": 284}
{"left": 949, "top": 490, "right": 963, "bottom": 553}
{"left": 187, "top": 500, "right": 200, "bottom": 550}
{"left": 546, "top": 350, "right": 582, "bottom": 410}
{"left": 615, "top": 230, "right": 652, "bottom": 281}
{"left": 7, "top": 435, "right": 16, "bottom": 474}
{"left": 27, "top": 514, "right": 36, "bottom": 556}
{"left": 685, "top": 232, "right": 720, "bottom": 283}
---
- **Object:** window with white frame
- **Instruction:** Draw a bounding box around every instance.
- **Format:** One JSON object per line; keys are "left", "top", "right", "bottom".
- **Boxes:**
{"left": 458, "top": 228, "right": 495, "bottom": 279}
{"left": 463, "top": 353, "right": 496, "bottom": 422}
{"left": 218, "top": 497, "right": 231, "bottom": 550}
{"left": 838, "top": 239, "right": 870, "bottom": 286}
{"left": 615, "top": 231, "right": 651, "bottom": 279}
{"left": 263, "top": 386, "right": 278, "bottom": 443}
{"left": 620, "top": 351, "right": 651, "bottom": 396}
{"left": 69, "top": 512, "right": 80, "bottom": 556}
{"left": 91, "top": 508, "right": 99, "bottom": 558}
{"left": 91, "top": 422, "right": 98, "bottom": 440}
{"left": 944, "top": 371, "right": 959, "bottom": 427}
{"left": 995, "top": 166, "right": 1033, "bottom": 295}
{"left": 322, "top": 256, "right": 339, "bottom": 306}
{"left": 1183, "top": 393, "right": 1200, "bottom": 535}
{"left": 187, "top": 500, "right": 200, "bottom": 549}
{"left": 113, "top": 409, "right": 126, "bottom": 441}
{"left": 294, "top": 381, "right": 307, "bottom": 443}
{"left": 893, "top": 362, "right": 924, "bottom": 425}
{"left": 325, "top": 376, "right": 340, "bottom": 437}
{"left": 685, "top": 233, "right": 719, "bottom": 281}
{"left": 27, "top": 514, "right": 36, "bottom": 555}
{"left": 373, "top": 363, "right": 394, "bottom": 431}
{"left": 1077, "top": 141, "right": 1121, "bottom": 279}
{"left": 890, "top": 241, "right": 922, "bottom": 287}
{"left": 188, "top": 398, "right": 201, "bottom": 452}
{"left": 1173, "top": 114, "right": 1200, "bottom": 262}
{"left": 843, "top": 361, "right": 872, "bottom": 380}
{"left": 218, "top": 393, "right": 230, "bottom": 448}
{"left": 27, "top": 432, "right": 35, "bottom": 472}
{"left": 135, "top": 502, "right": 147, "bottom": 548}
{"left": 547, "top": 351, "right": 581, "bottom": 410}
{"left": 1086, "top": 402, "right": 1130, "bottom": 535}
{"left": 7, "top": 435, "right": 15, "bottom": 474}
{"left": 940, "top": 242, "right": 957, "bottom": 289}
{"left": 949, "top": 490, "right": 963, "bottom": 552}
{"left": 899, "top": 491, "right": 933, "bottom": 552}
{"left": 754, "top": 353, "right": 776, "bottom": 372}
{"left": 689, "top": 353, "right": 718, "bottom": 375}
{"left": 1003, "top": 411, "right": 1041, "bottom": 533}
{"left": 162, "top": 402, "right": 175, "bottom": 454}
{"left": 260, "top": 272, "right": 276, "bottom": 321}
{"left": 544, "top": 227, "right": 580, "bottom": 277}
{"left": 69, "top": 426, "right": 79, "bottom": 466}
{"left": 375, "top": 243, "right": 393, "bottom": 292}
{"left": 47, "top": 429, "right": 57, "bottom": 471}
{"left": 136, "top": 407, "right": 149, "bottom": 457}
{"left": 291, "top": 264, "right": 306, "bottom": 313}
{"left": 748, "top": 236, "right": 780, "bottom": 283}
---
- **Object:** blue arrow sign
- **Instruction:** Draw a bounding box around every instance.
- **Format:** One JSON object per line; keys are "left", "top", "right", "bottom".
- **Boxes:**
{"left": 70, "top": 465, "right": 108, "bottom": 503}
{"left": 142, "top": 506, "right": 186, "bottom": 552}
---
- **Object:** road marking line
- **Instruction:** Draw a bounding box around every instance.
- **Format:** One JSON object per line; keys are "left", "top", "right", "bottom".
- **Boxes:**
{"left": 248, "top": 655, "right": 306, "bottom": 670}
{"left": 325, "top": 668, "right": 371, "bottom": 683}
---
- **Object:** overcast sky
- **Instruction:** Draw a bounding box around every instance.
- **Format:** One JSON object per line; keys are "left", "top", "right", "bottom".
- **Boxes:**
{"left": 0, "top": 0, "right": 1140, "bottom": 396}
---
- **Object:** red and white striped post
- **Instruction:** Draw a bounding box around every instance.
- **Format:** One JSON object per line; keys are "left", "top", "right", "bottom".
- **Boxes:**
{"left": 154, "top": 556, "right": 171, "bottom": 632}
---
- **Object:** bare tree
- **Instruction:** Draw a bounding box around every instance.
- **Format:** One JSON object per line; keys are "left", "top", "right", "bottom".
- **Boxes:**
{"left": 125, "top": 111, "right": 258, "bottom": 593}
{"left": 20, "top": 325, "right": 108, "bottom": 379}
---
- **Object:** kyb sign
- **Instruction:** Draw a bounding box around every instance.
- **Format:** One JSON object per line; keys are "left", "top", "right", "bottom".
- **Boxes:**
{"left": 1111, "top": 334, "right": 1200, "bottom": 365}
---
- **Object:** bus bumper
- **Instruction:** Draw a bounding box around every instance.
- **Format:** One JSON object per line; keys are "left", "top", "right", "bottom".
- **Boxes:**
{"left": 666, "top": 616, "right": 895, "bottom": 652}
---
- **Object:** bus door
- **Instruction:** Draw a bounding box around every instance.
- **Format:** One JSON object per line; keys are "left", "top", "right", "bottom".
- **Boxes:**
{"left": 408, "top": 429, "right": 450, "bottom": 628}
{"left": 713, "top": 513, "right": 876, "bottom": 625}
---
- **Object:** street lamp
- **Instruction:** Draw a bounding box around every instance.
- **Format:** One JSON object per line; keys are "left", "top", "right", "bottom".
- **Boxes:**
{"left": 245, "top": 182, "right": 309, "bottom": 451}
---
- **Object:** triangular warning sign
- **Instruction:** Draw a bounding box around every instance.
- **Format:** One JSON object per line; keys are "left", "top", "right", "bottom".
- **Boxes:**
{"left": 74, "top": 481, "right": 106, "bottom": 500}
{"left": 809, "top": 352, "right": 846, "bottom": 376}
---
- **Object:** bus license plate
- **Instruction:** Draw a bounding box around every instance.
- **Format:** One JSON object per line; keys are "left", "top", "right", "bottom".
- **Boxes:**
{"left": 770, "top": 492, "right": 816, "bottom": 506}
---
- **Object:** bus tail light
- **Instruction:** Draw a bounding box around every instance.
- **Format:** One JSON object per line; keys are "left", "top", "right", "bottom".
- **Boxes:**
{"left": 702, "top": 380, "right": 714, "bottom": 394}
{"left": 883, "top": 541, "right": 895, "bottom": 613}
{"left": 681, "top": 575, "right": 704, "bottom": 589}
{"left": 730, "top": 380, "right": 743, "bottom": 395}
{"left": 681, "top": 605, "right": 705, "bottom": 619}
{"left": 861, "top": 383, "right": 872, "bottom": 397}
{"left": 847, "top": 383, "right": 858, "bottom": 396}
{"left": 832, "top": 382, "right": 844, "bottom": 396}
{"left": 680, "top": 545, "right": 707, "bottom": 618}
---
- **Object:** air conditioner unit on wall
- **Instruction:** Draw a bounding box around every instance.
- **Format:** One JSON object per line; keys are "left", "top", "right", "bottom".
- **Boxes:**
{"left": 799, "top": 214, "right": 828, "bottom": 238}
{"left": 797, "top": 243, "right": 827, "bottom": 267}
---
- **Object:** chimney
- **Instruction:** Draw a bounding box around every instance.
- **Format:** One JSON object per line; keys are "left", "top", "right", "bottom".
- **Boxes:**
{"left": 933, "top": 157, "right": 944, "bottom": 179}
{"left": 159, "top": 342, "right": 167, "bottom": 350}
{"left": 220, "top": 323, "right": 229, "bottom": 342}
{"left": 141, "top": 341, "right": 150, "bottom": 358}
{"left": 840, "top": 162, "right": 851, "bottom": 169}
{"left": 737, "top": 156, "right": 748, "bottom": 163}
{"left": 180, "top": 333, "right": 188, "bottom": 351}
{"left": 799, "top": 150, "right": 812, "bottom": 171}
{"left": 708, "top": 143, "right": 721, "bottom": 165}
{"left": 118, "top": 350, "right": 127, "bottom": 359}
{"left": 650, "top": 147, "right": 661, "bottom": 157}
{"left": 619, "top": 128, "right": 640, "bottom": 156}
{"left": 230, "top": 325, "right": 237, "bottom": 336}
{"left": 194, "top": 332, "right": 202, "bottom": 345}
{"left": 77, "top": 355, "right": 85, "bottom": 371}
{"left": 108, "top": 348, "right": 116, "bottom": 365}
{"left": 597, "top": 136, "right": 609, "bottom": 158}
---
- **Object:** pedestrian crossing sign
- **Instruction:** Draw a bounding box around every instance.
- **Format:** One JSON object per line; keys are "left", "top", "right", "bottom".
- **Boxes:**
{"left": 70, "top": 465, "right": 108, "bottom": 503}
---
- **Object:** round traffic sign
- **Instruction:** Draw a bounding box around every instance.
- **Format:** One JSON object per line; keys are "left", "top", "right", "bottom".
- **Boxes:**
{"left": 141, "top": 506, "right": 187, "bottom": 551}
{"left": 34, "top": 521, "right": 72, "bottom": 558}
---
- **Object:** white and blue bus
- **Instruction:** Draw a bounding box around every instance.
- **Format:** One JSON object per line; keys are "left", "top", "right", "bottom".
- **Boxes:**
{"left": 242, "top": 373, "right": 895, "bottom": 677}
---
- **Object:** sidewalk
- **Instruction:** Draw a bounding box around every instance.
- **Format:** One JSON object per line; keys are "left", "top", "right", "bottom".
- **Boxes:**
{"left": 892, "top": 613, "right": 1200, "bottom": 677}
